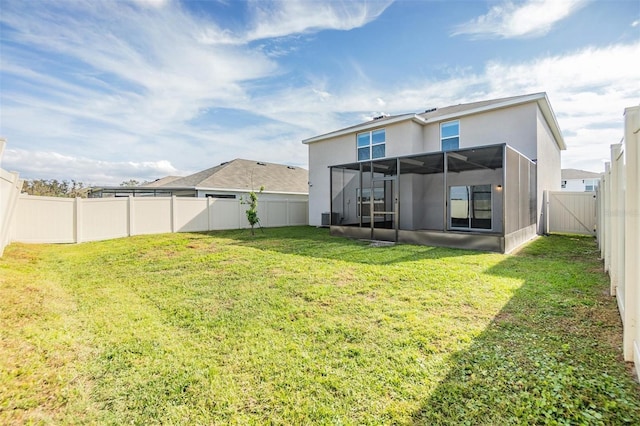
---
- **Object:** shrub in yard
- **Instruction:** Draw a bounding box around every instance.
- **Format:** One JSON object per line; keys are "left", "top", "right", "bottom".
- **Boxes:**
{"left": 242, "top": 185, "right": 264, "bottom": 235}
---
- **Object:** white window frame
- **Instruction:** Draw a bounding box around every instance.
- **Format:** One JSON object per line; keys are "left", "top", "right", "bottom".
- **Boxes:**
{"left": 357, "top": 129, "right": 386, "bottom": 161}
{"left": 441, "top": 120, "right": 460, "bottom": 151}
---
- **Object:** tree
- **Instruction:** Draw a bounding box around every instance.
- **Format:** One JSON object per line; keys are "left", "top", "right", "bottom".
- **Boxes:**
{"left": 242, "top": 186, "right": 264, "bottom": 235}
{"left": 22, "top": 179, "right": 87, "bottom": 198}
{"left": 120, "top": 179, "right": 141, "bottom": 187}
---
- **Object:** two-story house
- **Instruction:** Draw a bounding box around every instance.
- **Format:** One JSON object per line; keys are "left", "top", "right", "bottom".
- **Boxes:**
{"left": 303, "top": 93, "right": 565, "bottom": 253}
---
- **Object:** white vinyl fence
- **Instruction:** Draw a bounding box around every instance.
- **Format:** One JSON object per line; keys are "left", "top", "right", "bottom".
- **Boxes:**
{"left": 0, "top": 139, "right": 24, "bottom": 255}
{"left": 597, "top": 105, "right": 639, "bottom": 380}
{"left": 545, "top": 191, "right": 597, "bottom": 236}
{"left": 11, "top": 194, "right": 308, "bottom": 244}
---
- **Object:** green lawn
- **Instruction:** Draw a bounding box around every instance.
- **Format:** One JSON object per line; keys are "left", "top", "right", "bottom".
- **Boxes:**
{"left": 1, "top": 227, "right": 638, "bottom": 424}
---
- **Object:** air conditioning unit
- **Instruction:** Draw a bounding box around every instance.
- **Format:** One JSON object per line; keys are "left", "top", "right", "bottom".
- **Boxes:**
{"left": 321, "top": 213, "right": 330, "bottom": 227}
{"left": 321, "top": 212, "right": 340, "bottom": 227}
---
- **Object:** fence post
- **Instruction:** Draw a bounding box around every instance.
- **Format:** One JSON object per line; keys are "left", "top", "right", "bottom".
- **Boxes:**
{"left": 75, "top": 197, "right": 83, "bottom": 243}
{"left": 623, "top": 106, "right": 640, "bottom": 363}
{"left": 610, "top": 144, "right": 623, "bottom": 296}
{"left": 596, "top": 185, "right": 602, "bottom": 253}
{"left": 171, "top": 196, "right": 176, "bottom": 233}
{"left": 128, "top": 195, "right": 134, "bottom": 236}
{"left": 604, "top": 162, "right": 611, "bottom": 274}
{"left": 0, "top": 169, "right": 23, "bottom": 256}
{"left": 207, "top": 197, "right": 212, "bottom": 231}
{"left": 544, "top": 190, "right": 549, "bottom": 235}
{"left": 595, "top": 186, "right": 599, "bottom": 243}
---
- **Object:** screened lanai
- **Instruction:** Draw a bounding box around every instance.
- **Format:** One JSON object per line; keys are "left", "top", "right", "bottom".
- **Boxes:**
{"left": 329, "top": 144, "right": 537, "bottom": 252}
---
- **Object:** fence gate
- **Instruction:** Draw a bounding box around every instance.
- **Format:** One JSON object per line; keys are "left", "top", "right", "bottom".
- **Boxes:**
{"left": 546, "top": 191, "right": 597, "bottom": 236}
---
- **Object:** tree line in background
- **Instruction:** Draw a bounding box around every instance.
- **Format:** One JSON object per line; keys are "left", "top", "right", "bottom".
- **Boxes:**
{"left": 21, "top": 179, "right": 142, "bottom": 197}
{"left": 22, "top": 179, "right": 88, "bottom": 198}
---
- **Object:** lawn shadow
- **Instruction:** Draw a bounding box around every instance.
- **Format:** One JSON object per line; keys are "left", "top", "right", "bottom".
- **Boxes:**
{"left": 202, "top": 226, "right": 478, "bottom": 265}
{"left": 409, "top": 235, "right": 640, "bottom": 424}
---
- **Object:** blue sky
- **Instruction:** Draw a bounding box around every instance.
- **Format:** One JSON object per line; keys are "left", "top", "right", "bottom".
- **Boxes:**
{"left": 1, "top": 0, "right": 638, "bottom": 185}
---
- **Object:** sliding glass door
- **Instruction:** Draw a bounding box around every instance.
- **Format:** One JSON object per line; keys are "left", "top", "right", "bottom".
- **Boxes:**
{"left": 449, "top": 184, "right": 492, "bottom": 230}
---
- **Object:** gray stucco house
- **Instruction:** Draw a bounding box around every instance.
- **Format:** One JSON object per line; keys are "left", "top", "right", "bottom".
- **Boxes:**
{"left": 303, "top": 93, "right": 565, "bottom": 253}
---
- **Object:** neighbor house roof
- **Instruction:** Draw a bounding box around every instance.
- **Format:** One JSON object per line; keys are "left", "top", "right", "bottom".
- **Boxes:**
{"left": 143, "top": 176, "right": 183, "bottom": 187}
{"left": 561, "top": 168, "right": 602, "bottom": 180}
{"left": 302, "top": 92, "right": 566, "bottom": 150}
{"left": 161, "top": 159, "right": 309, "bottom": 194}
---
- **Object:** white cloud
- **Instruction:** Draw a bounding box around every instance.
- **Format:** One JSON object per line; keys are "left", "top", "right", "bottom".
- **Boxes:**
{"left": 313, "top": 88, "right": 332, "bottom": 101}
{"left": 0, "top": 0, "right": 385, "bottom": 184}
{"left": 452, "top": 0, "right": 588, "bottom": 39}
{"left": 0, "top": 0, "right": 277, "bottom": 121}
{"left": 244, "top": 41, "right": 638, "bottom": 173}
{"left": 3, "top": 149, "right": 183, "bottom": 185}
{"left": 476, "top": 42, "right": 639, "bottom": 172}
{"left": 245, "top": 0, "right": 393, "bottom": 41}
{"left": 632, "top": 19, "right": 640, "bottom": 27}
{"left": 131, "top": 0, "right": 170, "bottom": 8}
{"left": 0, "top": 0, "right": 635, "bottom": 185}
{"left": 0, "top": 0, "right": 282, "bottom": 172}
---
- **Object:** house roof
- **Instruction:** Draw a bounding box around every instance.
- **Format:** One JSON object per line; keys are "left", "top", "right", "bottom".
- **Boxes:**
{"left": 143, "top": 176, "right": 183, "bottom": 187}
{"left": 561, "top": 168, "right": 602, "bottom": 180}
{"left": 161, "top": 159, "right": 309, "bottom": 194}
{"left": 302, "top": 92, "right": 566, "bottom": 150}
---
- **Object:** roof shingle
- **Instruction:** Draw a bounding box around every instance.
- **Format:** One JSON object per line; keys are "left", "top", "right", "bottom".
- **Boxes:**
{"left": 561, "top": 168, "right": 602, "bottom": 180}
{"left": 161, "top": 159, "right": 308, "bottom": 194}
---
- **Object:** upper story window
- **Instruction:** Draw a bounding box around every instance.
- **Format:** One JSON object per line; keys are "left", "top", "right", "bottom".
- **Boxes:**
{"left": 357, "top": 129, "right": 385, "bottom": 161}
{"left": 441, "top": 120, "right": 460, "bottom": 151}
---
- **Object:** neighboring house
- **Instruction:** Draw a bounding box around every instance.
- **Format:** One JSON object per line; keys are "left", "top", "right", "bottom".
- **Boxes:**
{"left": 303, "top": 92, "right": 565, "bottom": 253}
{"left": 561, "top": 168, "right": 601, "bottom": 192}
{"left": 88, "top": 159, "right": 308, "bottom": 202}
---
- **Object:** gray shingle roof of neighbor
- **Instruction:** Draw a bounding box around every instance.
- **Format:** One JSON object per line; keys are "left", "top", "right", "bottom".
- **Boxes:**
{"left": 161, "top": 159, "right": 309, "bottom": 194}
{"left": 143, "top": 176, "right": 183, "bottom": 187}
{"left": 302, "top": 92, "right": 565, "bottom": 150}
{"left": 561, "top": 168, "right": 602, "bottom": 180}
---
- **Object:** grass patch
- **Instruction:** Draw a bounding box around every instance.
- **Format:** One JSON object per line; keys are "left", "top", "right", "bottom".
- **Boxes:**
{"left": 1, "top": 227, "right": 638, "bottom": 424}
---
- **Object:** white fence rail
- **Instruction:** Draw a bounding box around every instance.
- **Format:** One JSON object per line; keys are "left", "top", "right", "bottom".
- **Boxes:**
{"left": 11, "top": 195, "right": 308, "bottom": 244}
{"left": 597, "top": 105, "right": 639, "bottom": 380}
{"left": 545, "top": 191, "right": 597, "bottom": 236}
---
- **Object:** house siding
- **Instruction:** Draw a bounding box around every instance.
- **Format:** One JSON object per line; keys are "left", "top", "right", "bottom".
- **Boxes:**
{"left": 457, "top": 103, "right": 537, "bottom": 157}
{"left": 386, "top": 121, "right": 424, "bottom": 157}
{"left": 536, "top": 106, "right": 562, "bottom": 233}
{"left": 308, "top": 133, "right": 353, "bottom": 226}
{"left": 413, "top": 103, "right": 537, "bottom": 155}
{"left": 421, "top": 123, "right": 440, "bottom": 152}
